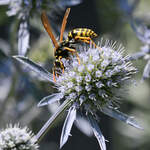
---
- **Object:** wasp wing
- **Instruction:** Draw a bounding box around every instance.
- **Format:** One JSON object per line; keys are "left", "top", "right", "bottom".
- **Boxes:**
{"left": 59, "top": 8, "right": 71, "bottom": 42}
{"left": 41, "top": 11, "right": 59, "bottom": 49}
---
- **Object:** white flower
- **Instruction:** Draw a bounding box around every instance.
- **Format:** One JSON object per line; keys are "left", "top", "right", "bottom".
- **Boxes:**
{"left": 85, "top": 84, "right": 92, "bottom": 92}
{"left": 0, "top": 124, "right": 39, "bottom": 150}
{"left": 54, "top": 41, "right": 137, "bottom": 112}
{"left": 87, "top": 64, "right": 95, "bottom": 71}
{"left": 78, "top": 65, "right": 85, "bottom": 72}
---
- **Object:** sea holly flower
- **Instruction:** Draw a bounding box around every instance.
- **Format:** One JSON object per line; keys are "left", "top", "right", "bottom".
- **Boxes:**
{"left": 0, "top": 124, "right": 39, "bottom": 150}
{"left": 13, "top": 40, "right": 143, "bottom": 150}
{"left": 0, "top": 0, "right": 82, "bottom": 56}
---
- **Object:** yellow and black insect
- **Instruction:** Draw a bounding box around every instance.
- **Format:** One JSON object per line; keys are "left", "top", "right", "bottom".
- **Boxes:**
{"left": 66, "top": 28, "right": 98, "bottom": 47}
{"left": 41, "top": 8, "right": 98, "bottom": 81}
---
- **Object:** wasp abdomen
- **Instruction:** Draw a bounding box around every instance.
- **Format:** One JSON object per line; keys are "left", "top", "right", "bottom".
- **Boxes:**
{"left": 68, "top": 28, "right": 97, "bottom": 40}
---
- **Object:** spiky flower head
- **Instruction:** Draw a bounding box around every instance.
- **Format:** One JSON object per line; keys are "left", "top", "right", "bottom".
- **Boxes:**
{"left": 13, "top": 40, "right": 142, "bottom": 150}
{"left": 54, "top": 40, "right": 137, "bottom": 118}
{"left": 0, "top": 124, "right": 39, "bottom": 150}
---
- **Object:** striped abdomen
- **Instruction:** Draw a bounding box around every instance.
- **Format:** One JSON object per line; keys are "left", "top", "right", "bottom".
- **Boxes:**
{"left": 67, "top": 28, "right": 97, "bottom": 40}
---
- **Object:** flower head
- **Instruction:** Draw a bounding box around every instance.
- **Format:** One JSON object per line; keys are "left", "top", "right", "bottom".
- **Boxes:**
{"left": 0, "top": 124, "right": 39, "bottom": 150}
{"left": 55, "top": 41, "right": 136, "bottom": 116}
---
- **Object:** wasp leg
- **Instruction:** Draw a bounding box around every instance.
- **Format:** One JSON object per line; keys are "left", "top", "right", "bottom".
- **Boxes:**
{"left": 53, "top": 70, "right": 61, "bottom": 82}
{"left": 53, "top": 69, "right": 56, "bottom": 82}
{"left": 75, "top": 52, "right": 80, "bottom": 64}
{"left": 64, "top": 47, "right": 80, "bottom": 64}
{"left": 63, "top": 47, "right": 76, "bottom": 52}
{"left": 58, "top": 56, "right": 65, "bottom": 73}
{"left": 53, "top": 58, "right": 64, "bottom": 82}
{"left": 74, "top": 36, "right": 97, "bottom": 48}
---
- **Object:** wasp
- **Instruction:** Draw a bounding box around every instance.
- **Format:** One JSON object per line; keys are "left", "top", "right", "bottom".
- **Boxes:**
{"left": 41, "top": 8, "right": 98, "bottom": 81}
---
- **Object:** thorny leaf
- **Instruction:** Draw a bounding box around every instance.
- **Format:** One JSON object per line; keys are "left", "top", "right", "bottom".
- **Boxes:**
{"left": 60, "top": 105, "right": 77, "bottom": 148}
{"left": 88, "top": 115, "right": 106, "bottom": 150}
{"left": 38, "top": 93, "right": 64, "bottom": 107}
{"left": 12, "top": 56, "right": 54, "bottom": 83}
{"left": 101, "top": 106, "right": 143, "bottom": 130}
{"left": 36, "top": 99, "right": 73, "bottom": 143}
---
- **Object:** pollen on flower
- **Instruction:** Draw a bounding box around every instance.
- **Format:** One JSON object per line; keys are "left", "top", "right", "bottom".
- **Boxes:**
{"left": 55, "top": 40, "right": 137, "bottom": 117}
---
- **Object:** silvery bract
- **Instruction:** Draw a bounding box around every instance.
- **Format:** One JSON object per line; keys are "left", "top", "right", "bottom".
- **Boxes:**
{"left": 130, "top": 19, "right": 150, "bottom": 80}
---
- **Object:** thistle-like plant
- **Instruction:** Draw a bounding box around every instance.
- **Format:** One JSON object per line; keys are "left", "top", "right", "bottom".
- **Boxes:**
{"left": 13, "top": 40, "right": 143, "bottom": 150}
{"left": 0, "top": 124, "right": 39, "bottom": 150}
{"left": 0, "top": 0, "right": 46, "bottom": 56}
{"left": 0, "top": 0, "right": 82, "bottom": 56}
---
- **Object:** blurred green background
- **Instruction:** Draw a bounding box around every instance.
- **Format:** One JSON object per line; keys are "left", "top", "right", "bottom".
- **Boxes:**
{"left": 0, "top": 0, "right": 150, "bottom": 150}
